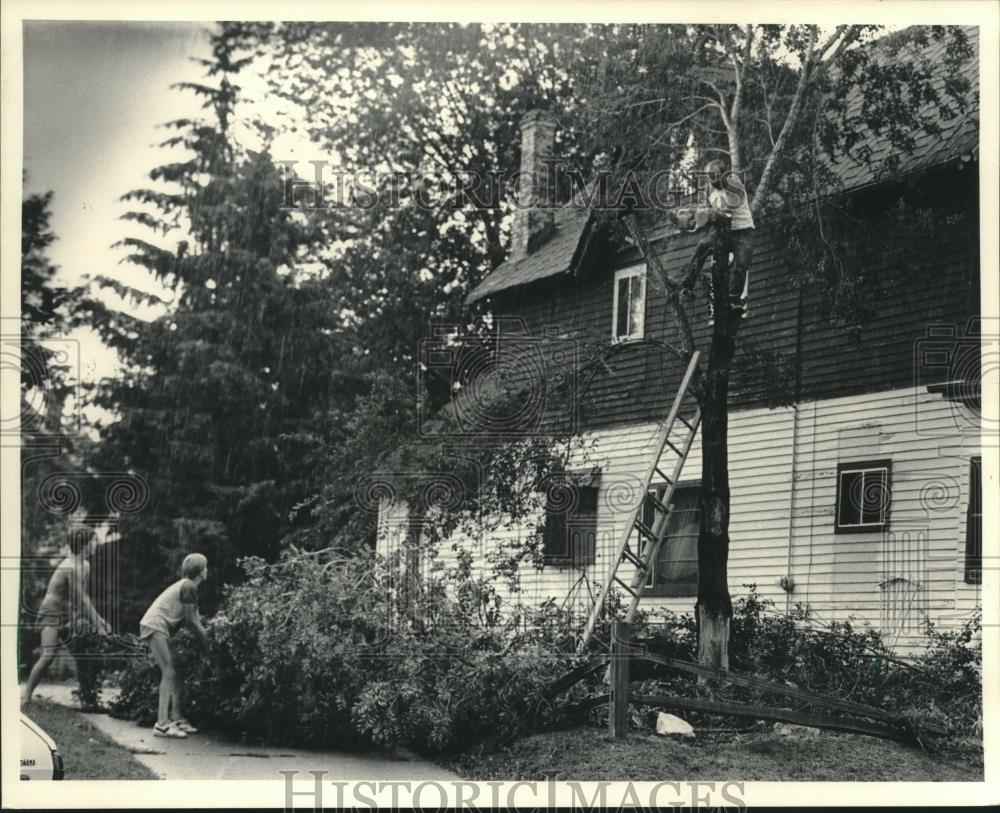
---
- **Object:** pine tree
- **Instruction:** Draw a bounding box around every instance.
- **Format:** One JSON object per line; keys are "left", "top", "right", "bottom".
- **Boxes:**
{"left": 88, "top": 30, "right": 343, "bottom": 623}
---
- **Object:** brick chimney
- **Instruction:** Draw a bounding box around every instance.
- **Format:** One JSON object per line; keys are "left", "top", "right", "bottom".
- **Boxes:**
{"left": 511, "top": 110, "right": 558, "bottom": 260}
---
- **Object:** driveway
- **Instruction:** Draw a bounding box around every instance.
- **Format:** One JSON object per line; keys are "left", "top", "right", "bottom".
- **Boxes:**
{"left": 31, "top": 683, "right": 459, "bottom": 781}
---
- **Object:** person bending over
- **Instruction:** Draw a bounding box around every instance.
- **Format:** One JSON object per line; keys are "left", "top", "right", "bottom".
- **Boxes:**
{"left": 139, "top": 553, "right": 210, "bottom": 738}
{"left": 22, "top": 529, "right": 112, "bottom": 704}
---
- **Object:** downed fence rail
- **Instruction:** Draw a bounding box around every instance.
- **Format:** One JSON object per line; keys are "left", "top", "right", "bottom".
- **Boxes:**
{"left": 543, "top": 620, "right": 947, "bottom": 743}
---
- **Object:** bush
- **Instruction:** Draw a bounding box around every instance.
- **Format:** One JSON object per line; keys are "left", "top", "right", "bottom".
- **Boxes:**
{"left": 886, "top": 610, "right": 982, "bottom": 741}
{"left": 625, "top": 586, "right": 982, "bottom": 748}
{"left": 53, "top": 631, "right": 140, "bottom": 712}
{"left": 110, "top": 549, "right": 575, "bottom": 753}
{"left": 109, "top": 565, "right": 981, "bottom": 754}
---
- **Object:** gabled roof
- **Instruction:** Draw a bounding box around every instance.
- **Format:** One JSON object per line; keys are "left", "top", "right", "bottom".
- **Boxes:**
{"left": 466, "top": 207, "right": 590, "bottom": 304}
{"left": 465, "top": 26, "right": 979, "bottom": 306}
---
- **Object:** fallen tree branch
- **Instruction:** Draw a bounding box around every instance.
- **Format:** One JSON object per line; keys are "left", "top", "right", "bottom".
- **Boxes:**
{"left": 631, "top": 694, "right": 913, "bottom": 742}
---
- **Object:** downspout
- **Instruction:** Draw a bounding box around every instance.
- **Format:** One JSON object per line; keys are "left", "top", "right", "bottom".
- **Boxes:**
{"left": 783, "top": 280, "right": 805, "bottom": 614}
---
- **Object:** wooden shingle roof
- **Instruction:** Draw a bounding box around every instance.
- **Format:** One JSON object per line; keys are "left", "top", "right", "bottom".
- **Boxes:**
{"left": 825, "top": 26, "right": 979, "bottom": 191}
{"left": 466, "top": 207, "right": 590, "bottom": 304}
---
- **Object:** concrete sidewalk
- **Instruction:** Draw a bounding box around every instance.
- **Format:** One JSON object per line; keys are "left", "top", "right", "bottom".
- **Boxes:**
{"left": 31, "top": 683, "right": 459, "bottom": 781}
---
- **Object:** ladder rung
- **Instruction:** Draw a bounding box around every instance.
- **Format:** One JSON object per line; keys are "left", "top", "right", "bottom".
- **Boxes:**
{"left": 620, "top": 546, "right": 645, "bottom": 570}
{"left": 633, "top": 519, "right": 658, "bottom": 542}
{"left": 577, "top": 349, "right": 701, "bottom": 652}
{"left": 646, "top": 495, "right": 670, "bottom": 515}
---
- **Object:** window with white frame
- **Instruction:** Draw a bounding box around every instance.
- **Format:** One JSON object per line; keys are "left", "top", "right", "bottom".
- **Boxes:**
{"left": 612, "top": 266, "right": 646, "bottom": 342}
{"left": 835, "top": 459, "right": 892, "bottom": 533}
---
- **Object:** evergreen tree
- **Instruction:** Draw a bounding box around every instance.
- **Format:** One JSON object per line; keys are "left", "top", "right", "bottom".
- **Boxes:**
{"left": 88, "top": 29, "right": 342, "bottom": 623}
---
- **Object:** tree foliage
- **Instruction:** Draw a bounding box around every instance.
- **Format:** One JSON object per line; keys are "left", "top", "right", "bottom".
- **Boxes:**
{"left": 86, "top": 32, "right": 345, "bottom": 622}
{"left": 221, "top": 23, "right": 977, "bottom": 665}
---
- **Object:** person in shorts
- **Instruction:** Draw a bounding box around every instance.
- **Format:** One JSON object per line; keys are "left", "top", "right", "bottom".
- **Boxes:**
{"left": 139, "top": 553, "right": 210, "bottom": 738}
{"left": 21, "top": 529, "right": 111, "bottom": 704}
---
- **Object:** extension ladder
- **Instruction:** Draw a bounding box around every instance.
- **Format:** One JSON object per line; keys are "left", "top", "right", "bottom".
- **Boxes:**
{"left": 578, "top": 351, "right": 702, "bottom": 650}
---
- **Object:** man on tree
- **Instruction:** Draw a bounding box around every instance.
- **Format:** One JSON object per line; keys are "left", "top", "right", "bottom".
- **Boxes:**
{"left": 679, "top": 158, "right": 757, "bottom": 319}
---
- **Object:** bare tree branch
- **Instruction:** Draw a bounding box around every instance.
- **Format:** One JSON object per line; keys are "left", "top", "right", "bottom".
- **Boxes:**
{"left": 728, "top": 26, "right": 755, "bottom": 172}
{"left": 622, "top": 97, "right": 669, "bottom": 110}
{"left": 704, "top": 79, "right": 729, "bottom": 109}
{"left": 663, "top": 103, "right": 717, "bottom": 132}
{"left": 821, "top": 25, "right": 862, "bottom": 66}
{"left": 622, "top": 214, "right": 697, "bottom": 359}
{"left": 714, "top": 24, "right": 739, "bottom": 66}
{"left": 751, "top": 25, "right": 819, "bottom": 215}
{"left": 682, "top": 94, "right": 727, "bottom": 110}
{"left": 758, "top": 79, "right": 777, "bottom": 148}
{"left": 817, "top": 25, "right": 849, "bottom": 62}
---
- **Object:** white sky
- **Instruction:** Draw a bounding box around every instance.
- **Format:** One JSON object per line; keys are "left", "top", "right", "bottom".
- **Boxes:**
{"left": 22, "top": 21, "right": 312, "bottom": 393}
{"left": 23, "top": 22, "right": 216, "bottom": 286}
{"left": 23, "top": 22, "right": 213, "bottom": 384}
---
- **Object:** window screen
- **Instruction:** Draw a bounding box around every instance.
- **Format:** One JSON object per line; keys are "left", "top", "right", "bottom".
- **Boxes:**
{"left": 835, "top": 460, "right": 891, "bottom": 533}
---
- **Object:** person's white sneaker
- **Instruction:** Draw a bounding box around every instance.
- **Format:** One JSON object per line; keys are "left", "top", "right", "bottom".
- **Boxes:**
{"left": 172, "top": 719, "right": 198, "bottom": 734}
{"left": 154, "top": 722, "right": 188, "bottom": 738}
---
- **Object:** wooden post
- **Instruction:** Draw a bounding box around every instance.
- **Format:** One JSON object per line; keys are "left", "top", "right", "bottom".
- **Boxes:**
{"left": 609, "top": 620, "right": 630, "bottom": 739}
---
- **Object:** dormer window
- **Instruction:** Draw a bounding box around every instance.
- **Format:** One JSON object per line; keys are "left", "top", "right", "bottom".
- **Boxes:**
{"left": 612, "top": 265, "right": 646, "bottom": 342}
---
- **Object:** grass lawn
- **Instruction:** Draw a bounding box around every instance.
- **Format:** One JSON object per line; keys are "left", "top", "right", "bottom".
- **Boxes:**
{"left": 444, "top": 725, "right": 983, "bottom": 782}
{"left": 22, "top": 700, "right": 157, "bottom": 780}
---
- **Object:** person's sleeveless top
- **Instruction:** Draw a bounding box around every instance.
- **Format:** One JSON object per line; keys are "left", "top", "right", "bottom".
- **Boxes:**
{"left": 139, "top": 578, "right": 198, "bottom": 636}
{"left": 709, "top": 178, "right": 755, "bottom": 231}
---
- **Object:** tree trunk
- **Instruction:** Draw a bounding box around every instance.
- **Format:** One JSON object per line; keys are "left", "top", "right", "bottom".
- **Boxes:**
{"left": 696, "top": 387, "right": 733, "bottom": 670}
{"left": 695, "top": 235, "right": 741, "bottom": 669}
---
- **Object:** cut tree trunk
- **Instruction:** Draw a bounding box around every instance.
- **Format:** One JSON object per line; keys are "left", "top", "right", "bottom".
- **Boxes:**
{"left": 694, "top": 233, "right": 742, "bottom": 669}
{"left": 696, "top": 383, "right": 733, "bottom": 670}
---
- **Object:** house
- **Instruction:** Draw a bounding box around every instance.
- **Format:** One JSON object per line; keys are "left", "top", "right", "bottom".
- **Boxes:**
{"left": 378, "top": 29, "right": 983, "bottom": 653}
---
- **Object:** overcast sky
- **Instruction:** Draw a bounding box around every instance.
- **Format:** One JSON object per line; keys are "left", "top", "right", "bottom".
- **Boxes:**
{"left": 22, "top": 22, "right": 212, "bottom": 385}
{"left": 23, "top": 22, "right": 214, "bottom": 285}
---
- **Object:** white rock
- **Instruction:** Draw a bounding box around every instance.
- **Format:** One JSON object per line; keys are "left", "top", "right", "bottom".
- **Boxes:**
{"left": 655, "top": 712, "right": 695, "bottom": 738}
{"left": 773, "top": 722, "right": 820, "bottom": 738}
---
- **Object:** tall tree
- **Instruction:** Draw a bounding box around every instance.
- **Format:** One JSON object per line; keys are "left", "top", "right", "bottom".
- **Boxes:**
{"left": 87, "top": 28, "right": 343, "bottom": 622}
{"left": 19, "top": 188, "right": 106, "bottom": 548}
{"left": 19, "top": 186, "right": 103, "bottom": 672}
{"left": 232, "top": 22, "right": 604, "bottom": 549}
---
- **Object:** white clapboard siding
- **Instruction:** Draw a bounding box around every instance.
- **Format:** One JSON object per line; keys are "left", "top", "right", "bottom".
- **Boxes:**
{"left": 376, "top": 386, "right": 983, "bottom": 653}
{"left": 785, "top": 388, "right": 982, "bottom": 654}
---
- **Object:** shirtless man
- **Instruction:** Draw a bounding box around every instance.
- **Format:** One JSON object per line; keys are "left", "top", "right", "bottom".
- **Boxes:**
{"left": 21, "top": 529, "right": 111, "bottom": 704}
{"left": 139, "top": 553, "right": 210, "bottom": 738}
